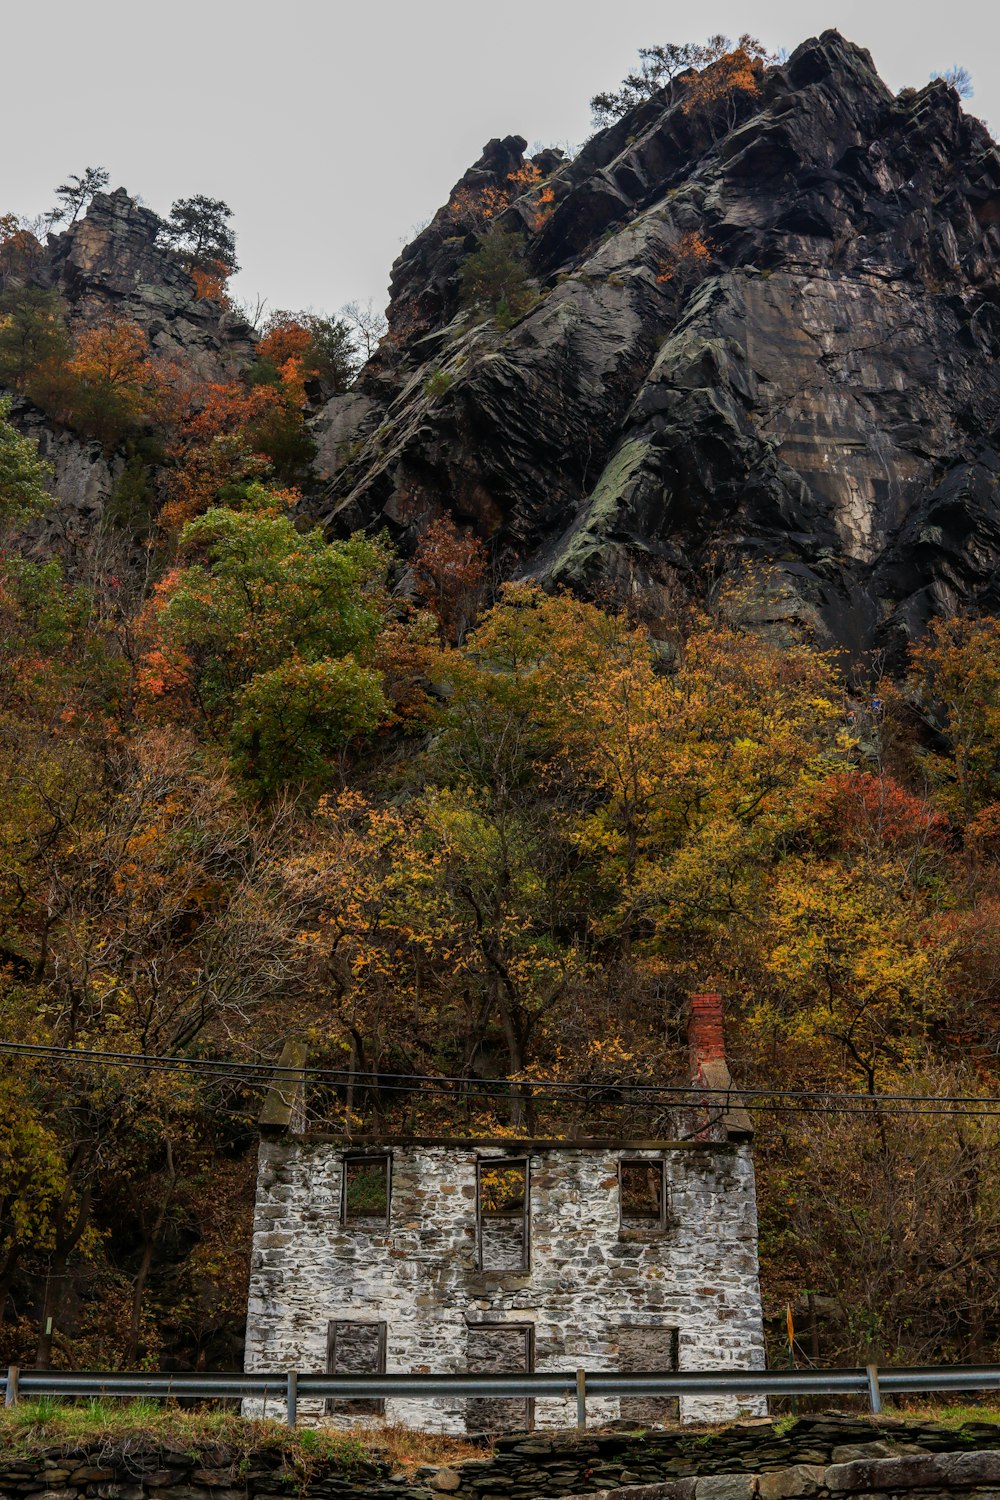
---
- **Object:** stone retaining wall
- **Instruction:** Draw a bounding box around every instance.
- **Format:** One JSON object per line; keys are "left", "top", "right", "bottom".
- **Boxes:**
{"left": 4, "top": 1416, "right": 1000, "bottom": 1500}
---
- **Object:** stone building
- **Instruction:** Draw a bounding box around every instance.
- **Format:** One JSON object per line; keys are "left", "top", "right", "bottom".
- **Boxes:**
{"left": 244, "top": 993, "right": 766, "bottom": 1432}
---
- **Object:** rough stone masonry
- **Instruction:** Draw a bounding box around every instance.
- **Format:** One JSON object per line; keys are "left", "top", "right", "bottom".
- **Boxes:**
{"left": 244, "top": 995, "right": 766, "bottom": 1433}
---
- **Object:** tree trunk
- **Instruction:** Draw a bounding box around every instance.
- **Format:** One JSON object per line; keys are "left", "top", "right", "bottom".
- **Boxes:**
{"left": 35, "top": 1182, "right": 92, "bottom": 1368}
{"left": 123, "top": 1142, "right": 176, "bottom": 1366}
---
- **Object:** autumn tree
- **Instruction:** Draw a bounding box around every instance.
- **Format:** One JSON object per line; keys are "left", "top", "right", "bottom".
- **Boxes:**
{"left": 253, "top": 310, "right": 356, "bottom": 406}
{"left": 67, "top": 316, "right": 164, "bottom": 450}
{"left": 759, "top": 1069, "right": 1000, "bottom": 1364}
{"left": 142, "top": 489, "right": 391, "bottom": 790}
{"left": 590, "top": 37, "right": 733, "bottom": 126}
{"left": 590, "top": 35, "right": 773, "bottom": 130}
{"left": 910, "top": 615, "right": 1000, "bottom": 823}
{"left": 679, "top": 37, "right": 775, "bottom": 135}
{"left": 412, "top": 515, "right": 488, "bottom": 644}
{"left": 656, "top": 229, "right": 715, "bottom": 306}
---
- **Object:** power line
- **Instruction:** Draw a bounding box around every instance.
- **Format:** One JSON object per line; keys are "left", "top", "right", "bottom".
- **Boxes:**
{"left": 5, "top": 1038, "right": 1000, "bottom": 1118}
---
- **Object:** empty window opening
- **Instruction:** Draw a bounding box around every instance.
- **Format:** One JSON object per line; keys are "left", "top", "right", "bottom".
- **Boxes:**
{"left": 619, "top": 1158, "right": 667, "bottom": 1231}
{"left": 477, "top": 1158, "right": 529, "bottom": 1271}
{"left": 342, "top": 1153, "right": 391, "bottom": 1226}
{"left": 466, "top": 1323, "right": 534, "bottom": 1434}
{"left": 326, "top": 1319, "right": 387, "bottom": 1415}
{"left": 618, "top": 1325, "right": 679, "bottom": 1426}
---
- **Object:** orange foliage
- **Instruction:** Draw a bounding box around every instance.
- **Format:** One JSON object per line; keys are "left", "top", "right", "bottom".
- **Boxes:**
{"left": 679, "top": 38, "right": 769, "bottom": 123}
{"left": 448, "top": 162, "right": 551, "bottom": 233}
{"left": 532, "top": 184, "right": 556, "bottom": 232}
{"left": 190, "top": 259, "right": 232, "bottom": 305}
{"left": 257, "top": 317, "right": 312, "bottom": 369}
{"left": 656, "top": 230, "right": 714, "bottom": 286}
{"left": 69, "top": 318, "right": 153, "bottom": 391}
{"left": 812, "top": 770, "right": 951, "bottom": 854}
{"left": 412, "top": 515, "right": 488, "bottom": 644}
{"left": 66, "top": 317, "right": 169, "bottom": 446}
{"left": 159, "top": 381, "right": 278, "bottom": 530}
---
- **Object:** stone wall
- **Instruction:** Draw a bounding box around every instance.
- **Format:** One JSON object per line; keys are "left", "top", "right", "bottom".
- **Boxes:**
{"left": 244, "top": 1138, "right": 766, "bottom": 1431}
{"left": 4, "top": 1417, "right": 1000, "bottom": 1500}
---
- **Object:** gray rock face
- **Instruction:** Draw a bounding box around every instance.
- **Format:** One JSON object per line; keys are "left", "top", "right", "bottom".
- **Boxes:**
{"left": 3, "top": 188, "right": 256, "bottom": 560}
{"left": 317, "top": 30, "right": 1000, "bottom": 655}
{"left": 42, "top": 187, "right": 256, "bottom": 382}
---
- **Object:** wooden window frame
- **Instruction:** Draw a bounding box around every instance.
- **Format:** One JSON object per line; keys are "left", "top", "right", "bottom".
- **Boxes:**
{"left": 340, "top": 1151, "right": 392, "bottom": 1228}
{"left": 618, "top": 1156, "right": 668, "bottom": 1232}
{"left": 326, "top": 1317, "right": 387, "bottom": 1415}
{"left": 617, "top": 1323, "right": 679, "bottom": 1425}
{"left": 476, "top": 1156, "right": 530, "bottom": 1272}
{"left": 466, "top": 1320, "right": 535, "bottom": 1432}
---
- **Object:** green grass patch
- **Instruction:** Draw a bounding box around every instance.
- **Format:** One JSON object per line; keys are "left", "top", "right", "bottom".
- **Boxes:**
{"left": 0, "top": 1400, "right": 484, "bottom": 1474}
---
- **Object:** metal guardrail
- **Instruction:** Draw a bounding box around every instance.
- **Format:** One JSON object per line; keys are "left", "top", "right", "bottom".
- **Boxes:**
{"left": 4, "top": 1363, "right": 1000, "bottom": 1428}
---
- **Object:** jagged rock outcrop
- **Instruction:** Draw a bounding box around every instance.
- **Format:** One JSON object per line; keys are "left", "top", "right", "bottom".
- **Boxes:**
{"left": 4, "top": 188, "right": 255, "bottom": 560}
{"left": 39, "top": 187, "right": 255, "bottom": 382}
{"left": 317, "top": 30, "right": 1000, "bottom": 655}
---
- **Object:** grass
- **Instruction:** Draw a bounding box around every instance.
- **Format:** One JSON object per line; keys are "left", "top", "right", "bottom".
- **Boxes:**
{"left": 6, "top": 1398, "right": 1000, "bottom": 1469}
{"left": 0, "top": 1399, "right": 484, "bottom": 1473}
{"left": 888, "top": 1400, "right": 1000, "bottom": 1429}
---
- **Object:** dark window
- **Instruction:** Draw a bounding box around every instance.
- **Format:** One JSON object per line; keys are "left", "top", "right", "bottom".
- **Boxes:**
{"left": 476, "top": 1158, "right": 529, "bottom": 1271}
{"left": 619, "top": 1157, "right": 667, "bottom": 1231}
{"left": 618, "top": 1325, "right": 679, "bottom": 1426}
{"left": 466, "top": 1323, "right": 534, "bottom": 1434}
{"left": 326, "top": 1319, "right": 387, "bottom": 1415}
{"left": 341, "top": 1153, "right": 391, "bottom": 1226}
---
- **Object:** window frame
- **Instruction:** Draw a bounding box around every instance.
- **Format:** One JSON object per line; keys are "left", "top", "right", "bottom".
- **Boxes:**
{"left": 475, "top": 1155, "right": 530, "bottom": 1272}
{"left": 340, "top": 1151, "right": 392, "bottom": 1229}
{"left": 466, "top": 1320, "right": 535, "bottom": 1432}
{"left": 326, "top": 1317, "right": 387, "bottom": 1416}
{"left": 618, "top": 1155, "right": 668, "bottom": 1233}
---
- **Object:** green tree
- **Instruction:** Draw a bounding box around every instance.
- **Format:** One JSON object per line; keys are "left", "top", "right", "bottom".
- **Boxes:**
{"left": 50, "top": 167, "right": 110, "bottom": 226}
{"left": 164, "top": 195, "right": 239, "bottom": 274}
{"left": 590, "top": 34, "right": 774, "bottom": 127}
{"left": 459, "top": 230, "right": 535, "bottom": 327}
{"left": 0, "top": 286, "right": 71, "bottom": 392}
{"left": 143, "top": 489, "right": 391, "bottom": 790}
{"left": 0, "top": 397, "right": 52, "bottom": 523}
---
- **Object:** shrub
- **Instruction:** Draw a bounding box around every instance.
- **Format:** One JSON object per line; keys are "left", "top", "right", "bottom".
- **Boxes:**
{"left": 423, "top": 369, "right": 453, "bottom": 399}
{"left": 459, "top": 231, "right": 535, "bottom": 325}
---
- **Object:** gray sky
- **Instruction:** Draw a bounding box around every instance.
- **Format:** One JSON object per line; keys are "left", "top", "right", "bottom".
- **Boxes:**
{"left": 5, "top": 0, "right": 997, "bottom": 322}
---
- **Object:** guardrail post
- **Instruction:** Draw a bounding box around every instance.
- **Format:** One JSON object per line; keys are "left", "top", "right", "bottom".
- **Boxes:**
{"left": 286, "top": 1371, "right": 298, "bottom": 1427}
{"left": 866, "top": 1364, "right": 882, "bottom": 1415}
{"left": 575, "top": 1368, "right": 586, "bottom": 1431}
{"left": 4, "top": 1366, "right": 18, "bottom": 1408}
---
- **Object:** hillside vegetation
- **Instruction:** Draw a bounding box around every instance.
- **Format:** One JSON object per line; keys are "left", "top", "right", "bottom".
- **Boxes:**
{"left": 2, "top": 31, "right": 1000, "bottom": 1379}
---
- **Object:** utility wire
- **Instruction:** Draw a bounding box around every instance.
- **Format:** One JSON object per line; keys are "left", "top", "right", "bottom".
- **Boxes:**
{"left": 5, "top": 1039, "right": 1000, "bottom": 1117}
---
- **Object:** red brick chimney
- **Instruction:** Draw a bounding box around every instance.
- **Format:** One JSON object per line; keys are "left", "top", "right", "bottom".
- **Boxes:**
{"left": 687, "top": 991, "right": 753, "bottom": 1141}
{"left": 688, "top": 991, "right": 726, "bottom": 1081}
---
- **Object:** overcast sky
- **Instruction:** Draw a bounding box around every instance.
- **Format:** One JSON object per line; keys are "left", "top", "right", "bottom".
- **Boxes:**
{"left": 5, "top": 0, "right": 997, "bottom": 322}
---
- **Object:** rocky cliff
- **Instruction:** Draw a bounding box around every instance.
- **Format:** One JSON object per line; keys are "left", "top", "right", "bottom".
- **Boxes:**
{"left": 5, "top": 188, "right": 255, "bottom": 553}
{"left": 316, "top": 30, "right": 1000, "bottom": 656}
{"left": 37, "top": 186, "right": 255, "bottom": 382}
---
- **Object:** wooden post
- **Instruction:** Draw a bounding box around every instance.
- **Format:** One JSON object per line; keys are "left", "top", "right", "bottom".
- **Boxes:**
{"left": 4, "top": 1365, "right": 19, "bottom": 1408}
{"left": 575, "top": 1368, "right": 586, "bottom": 1431}
{"left": 286, "top": 1370, "right": 298, "bottom": 1427}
